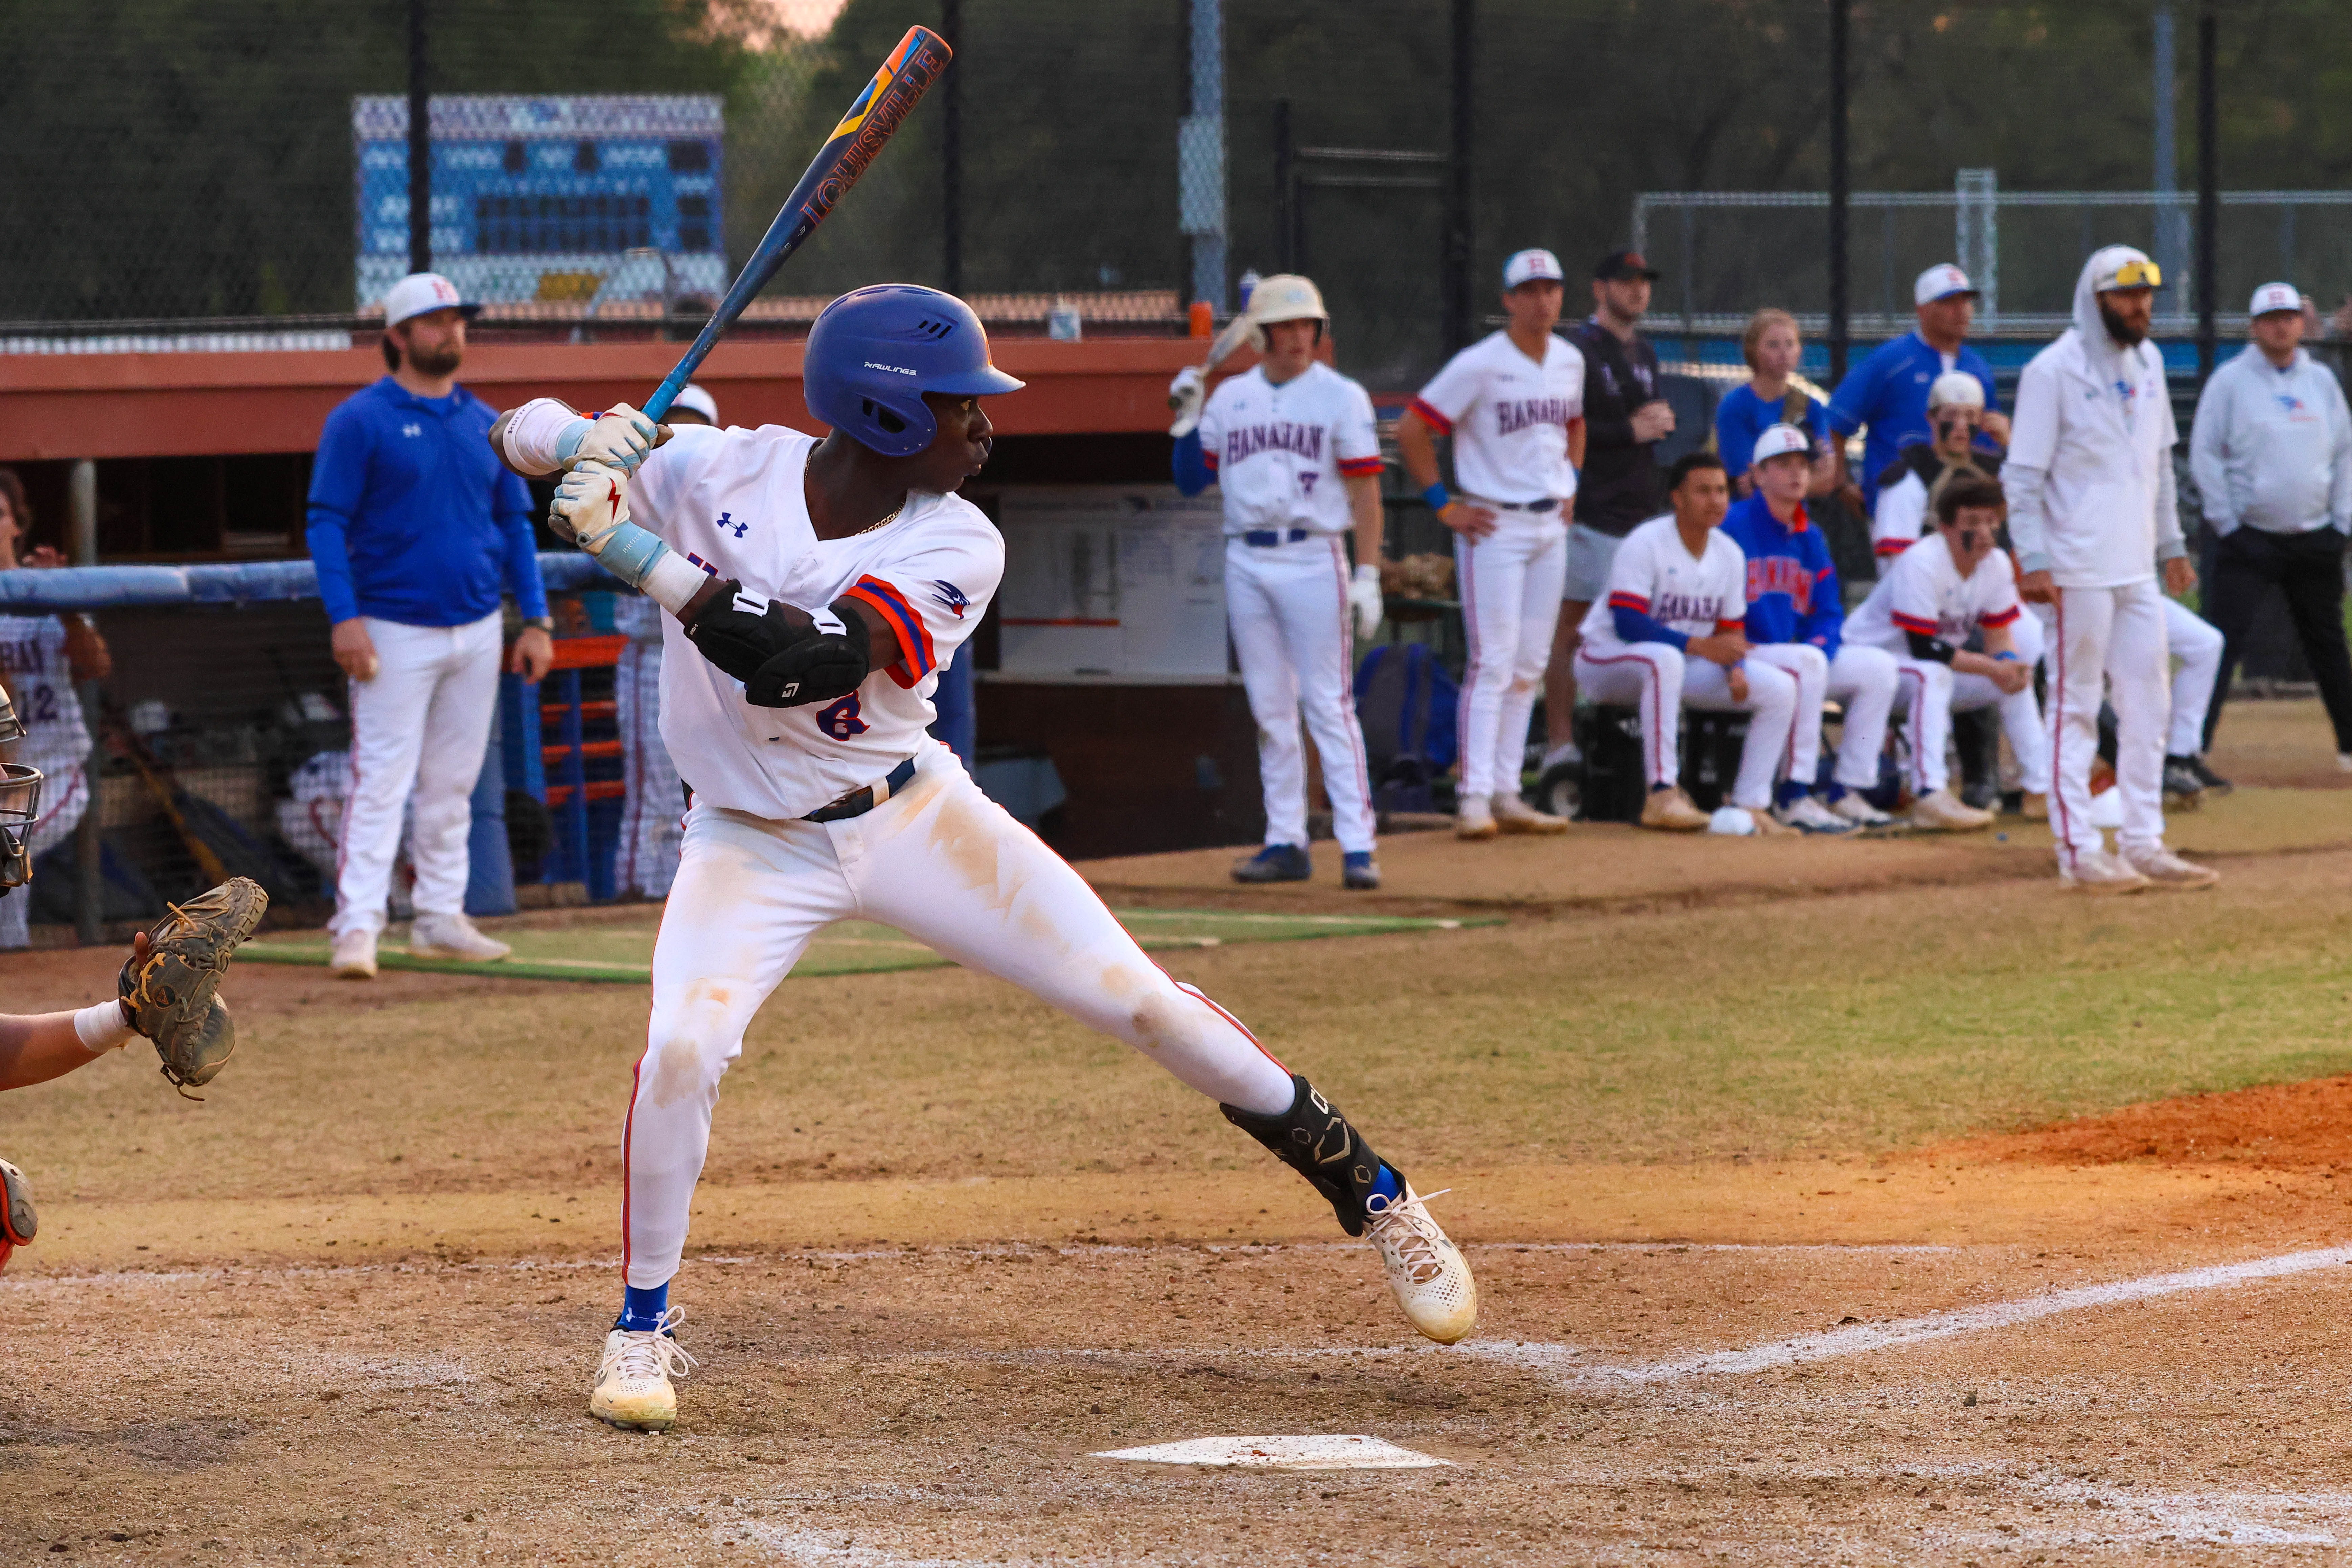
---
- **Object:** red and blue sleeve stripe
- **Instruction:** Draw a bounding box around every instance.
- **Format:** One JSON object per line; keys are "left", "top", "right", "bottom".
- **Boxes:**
{"left": 1890, "top": 611, "right": 1940, "bottom": 636}
{"left": 843, "top": 575, "right": 938, "bottom": 690}
{"left": 1408, "top": 396, "right": 1454, "bottom": 435}
{"left": 1981, "top": 604, "right": 2022, "bottom": 627}
{"left": 1873, "top": 538, "right": 1911, "bottom": 557}
{"left": 1338, "top": 454, "right": 1385, "bottom": 476}
{"left": 1606, "top": 590, "right": 1650, "bottom": 614}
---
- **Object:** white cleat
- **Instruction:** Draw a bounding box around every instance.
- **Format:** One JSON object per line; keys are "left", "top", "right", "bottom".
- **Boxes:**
{"left": 1454, "top": 799, "right": 1498, "bottom": 840}
{"left": 1365, "top": 1185, "right": 1479, "bottom": 1345}
{"left": 407, "top": 912, "right": 513, "bottom": 963}
{"left": 1909, "top": 789, "right": 1994, "bottom": 832}
{"left": 1491, "top": 792, "right": 1568, "bottom": 834}
{"left": 1773, "top": 795, "right": 1855, "bottom": 834}
{"left": 590, "top": 1308, "right": 696, "bottom": 1432}
{"left": 2058, "top": 848, "right": 2150, "bottom": 895}
{"left": 328, "top": 928, "right": 378, "bottom": 980}
{"left": 1827, "top": 792, "right": 1896, "bottom": 829}
{"left": 2120, "top": 844, "right": 2221, "bottom": 891}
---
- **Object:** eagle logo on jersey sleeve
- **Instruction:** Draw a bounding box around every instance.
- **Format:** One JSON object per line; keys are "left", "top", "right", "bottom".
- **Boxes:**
{"left": 930, "top": 580, "right": 970, "bottom": 618}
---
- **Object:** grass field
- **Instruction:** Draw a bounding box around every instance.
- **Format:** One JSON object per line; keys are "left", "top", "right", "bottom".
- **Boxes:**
{"left": 8, "top": 702, "right": 2352, "bottom": 1564}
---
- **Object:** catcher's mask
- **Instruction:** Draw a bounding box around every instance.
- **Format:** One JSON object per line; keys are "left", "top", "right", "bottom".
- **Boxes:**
{"left": 0, "top": 679, "right": 40, "bottom": 896}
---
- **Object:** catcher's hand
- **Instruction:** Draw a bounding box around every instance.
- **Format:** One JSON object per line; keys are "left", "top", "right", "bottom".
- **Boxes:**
{"left": 119, "top": 876, "right": 268, "bottom": 1099}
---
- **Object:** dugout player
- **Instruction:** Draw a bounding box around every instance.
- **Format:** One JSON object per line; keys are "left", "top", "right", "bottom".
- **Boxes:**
{"left": 2009, "top": 246, "right": 2217, "bottom": 892}
{"left": 307, "top": 272, "right": 556, "bottom": 977}
{"left": 1397, "top": 248, "right": 1583, "bottom": 839}
{"left": 491, "top": 285, "right": 1480, "bottom": 1433}
{"left": 1572, "top": 452, "right": 1798, "bottom": 833}
{"left": 1169, "top": 275, "right": 1387, "bottom": 888}
{"left": 1720, "top": 425, "right": 1900, "bottom": 832}
{"left": 0, "top": 468, "right": 110, "bottom": 950}
{"left": 1828, "top": 264, "right": 2008, "bottom": 518}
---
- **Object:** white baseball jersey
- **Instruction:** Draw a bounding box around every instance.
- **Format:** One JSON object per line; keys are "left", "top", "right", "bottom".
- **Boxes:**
{"left": 1845, "top": 535, "right": 2024, "bottom": 653}
{"left": 628, "top": 423, "right": 998, "bottom": 819}
{"left": 1410, "top": 330, "right": 1585, "bottom": 504}
{"left": 1575, "top": 514, "right": 1747, "bottom": 645}
{"left": 1197, "top": 362, "right": 1383, "bottom": 534}
{"left": 0, "top": 614, "right": 90, "bottom": 770}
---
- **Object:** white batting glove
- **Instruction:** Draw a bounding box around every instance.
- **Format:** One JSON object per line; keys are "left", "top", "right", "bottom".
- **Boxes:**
{"left": 1348, "top": 563, "right": 1385, "bottom": 644}
{"left": 555, "top": 402, "right": 659, "bottom": 476}
{"left": 549, "top": 458, "right": 631, "bottom": 554}
{"left": 1168, "top": 366, "right": 1207, "bottom": 438}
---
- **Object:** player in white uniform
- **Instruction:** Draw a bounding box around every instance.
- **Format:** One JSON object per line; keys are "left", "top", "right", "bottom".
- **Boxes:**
{"left": 1169, "top": 276, "right": 1387, "bottom": 889}
{"left": 1570, "top": 452, "right": 1799, "bottom": 832}
{"left": 1845, "top": 473, "right": 2049, "bottom": 821}
{"left": 2008, "top": 247, "right": 2218, "bottom": 891}
{"left": 610, "top": 384, "right": 716, "bottom": 901}
{"left": 1397, "top": 249, "right": 1584, "bottom": 839}
{"left": 490, "top": 286, "right": 1478, "bottom": 1433}
{"left": 0, "top": 483, "right": 108, "bottom": 948}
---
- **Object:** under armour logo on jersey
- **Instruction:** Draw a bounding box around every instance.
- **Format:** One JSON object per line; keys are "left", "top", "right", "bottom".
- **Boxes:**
{"left": 930, "top": 579, "right": 971, "bottom": 618}
{"left": 718, "top": 511, "right": 748, "bottom": 538}
{"left": 401, "top": 423, "right": 423, "bottom": 438}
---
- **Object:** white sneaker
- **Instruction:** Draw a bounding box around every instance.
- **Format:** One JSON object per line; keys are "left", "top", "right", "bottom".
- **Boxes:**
{"left": 2058, "top": 849, "right": 2150, "bottom": 895}
{"left": 1773, "top": 795, "right": 1854, "bottom": 834}
{"left": 407, "top": 912, "right": 512, "bottom": 963}
{"left": 1491, "top": 792, "right": 1568, "bottom": 834}
{"left": 1539, "top": 741, "right": 1582, "bottom": 774}
{"left": 1365, "top": 1185, "right": 1479, "bottom": 1345}
{"left": 1910, "top": 789, "right": 1994, "bottom": 832}
{"left": 2120, "top": 844, "right": 2221, "bottom": 891}
{"left": 1827, "top": 792, "right": 1896, "bottom": 829}
{"left": 590, "top": 1308, "right": 697, "bottom": 1431}
{"left": 328, "top": 928, "right": 377, "bottom": 980}
{"left": 1454, "top": 799, "right": 1498, "bottom": 840}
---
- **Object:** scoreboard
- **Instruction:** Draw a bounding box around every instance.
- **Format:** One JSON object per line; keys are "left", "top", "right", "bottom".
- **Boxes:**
{"left": 353, "top": 95, "right": 726, "bottom": 311}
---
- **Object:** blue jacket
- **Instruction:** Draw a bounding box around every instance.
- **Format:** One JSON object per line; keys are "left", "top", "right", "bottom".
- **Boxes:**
{"left": 1713, "top": 382, "right": 1828, "bottom": 482}
{"left": 305, "top": 377, "right": 546, "bottom": 627}
{"left": 1719, "top": 491, "right": 1844, "bottom": 658}
{"left": 1826, "top": 331, "right": 2002, "bottom": 515}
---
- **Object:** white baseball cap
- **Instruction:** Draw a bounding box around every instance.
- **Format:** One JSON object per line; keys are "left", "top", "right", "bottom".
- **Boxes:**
{"left": 1928, "top": 371, "right": 1986, "bottom": 410}
{"left": 1913, "top": 263, "right": 1978, "bottom": 306}
{"left": 1503, "top": 249, "right": 1564, "bottom": 290}
{"left": 1750, "top": 423, "right": 1813, "bottom": 466}
{"left": 381, "top": 271, "right": 480, "bottom": 328}
{"left": 2249, "top": 281, "right": 2303, "bottom": 318}
{"left": 669, "top": 384, "right": 719, "bottom": 424}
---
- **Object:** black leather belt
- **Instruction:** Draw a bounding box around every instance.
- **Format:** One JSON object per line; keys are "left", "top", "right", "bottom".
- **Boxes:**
{"left": 1240, "top": 528, "right": 1312, "bottom": 546}
{"left": 804, "top": 757, "right": 918, "bottom": 823}
{"left": 1490, "top": 498, "right": 1559, "bottom": 513}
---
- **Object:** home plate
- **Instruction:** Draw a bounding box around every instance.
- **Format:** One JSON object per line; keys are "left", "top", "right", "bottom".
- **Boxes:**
{"left": 1092, "top": 1435, "right": 1449, "bottom": 1470}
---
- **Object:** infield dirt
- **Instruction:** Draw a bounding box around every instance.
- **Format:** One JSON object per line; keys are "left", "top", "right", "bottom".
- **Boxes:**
{"left": 7, "top": 703, "right": 2352, "bottom": 1564}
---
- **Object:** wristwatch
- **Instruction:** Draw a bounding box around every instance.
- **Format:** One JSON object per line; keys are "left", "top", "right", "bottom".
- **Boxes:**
{"left": 524, "top": 616, "right": 555, "bottom": 633}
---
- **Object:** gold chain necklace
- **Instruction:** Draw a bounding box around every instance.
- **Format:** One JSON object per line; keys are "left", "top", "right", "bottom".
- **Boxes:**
{"left": 853, "top": 498, "right": 906, "bottom": 537}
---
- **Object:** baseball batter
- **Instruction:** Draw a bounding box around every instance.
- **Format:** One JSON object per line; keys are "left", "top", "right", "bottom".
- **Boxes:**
{"left": 491, "top": 286, "right": 1479, "bottom": 1433}
{"left": 1571, "top": 452, "right": 1799, "bottom": 832}
{"left": 1845, "top": 474, "right": 2048, "bottom": 821}
{"left": 1170, "top": 275, "right": 1386, "bottom": 889}
{"left": 2009, "top": 246, "right": 2218, "bottom": 891}
{"left": 1397, "top": 249, "right": 1584, "bottom": 839}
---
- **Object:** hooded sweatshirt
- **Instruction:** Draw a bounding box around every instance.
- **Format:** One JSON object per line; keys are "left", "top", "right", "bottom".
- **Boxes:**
{"left": 2004, "top": 245, "right": 2187, "bottom": 588}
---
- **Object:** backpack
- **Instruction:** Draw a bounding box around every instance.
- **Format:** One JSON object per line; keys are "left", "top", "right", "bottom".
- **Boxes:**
{"left": 1352, "top": 643, "right": 1459, "bottom": 814}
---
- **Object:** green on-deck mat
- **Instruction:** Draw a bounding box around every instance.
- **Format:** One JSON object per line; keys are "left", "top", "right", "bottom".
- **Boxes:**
{"left": 238, "top": 908, "right": 1501, "bottom": 984}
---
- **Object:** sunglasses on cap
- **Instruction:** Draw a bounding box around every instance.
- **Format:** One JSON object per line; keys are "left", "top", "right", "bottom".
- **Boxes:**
{"left": 2104, "top": 259, "right": 2162, "bottom": 290}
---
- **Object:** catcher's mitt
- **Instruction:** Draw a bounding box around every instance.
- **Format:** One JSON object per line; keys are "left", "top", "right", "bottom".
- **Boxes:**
{"left": 119, "top": 876, "right": 268, "bottom": 1098}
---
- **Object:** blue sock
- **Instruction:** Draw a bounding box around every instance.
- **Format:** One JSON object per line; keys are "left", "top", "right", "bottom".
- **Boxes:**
{"left": 1775, "top": 779, "right": 1811, "bottom": 808}
{"left": 1369, "top": 1163, "right": 1404, "bottom": 1208}
{"left": 1823, "top": 782, "right": 1848, "bottom": 803}
{"left": 617, "top": 1282, "right": 670, "bottom": 1333}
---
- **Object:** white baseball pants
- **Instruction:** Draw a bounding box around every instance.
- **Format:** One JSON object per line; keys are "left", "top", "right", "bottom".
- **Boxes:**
{"left": 1889, "top": 655, "right": 2050, "bottom": 798}
{"left": 1746, "top": 643, "right": 1899, "bottom": 791}
{"left": 614, "top": 638, "right": 685, "bottom": 898}
{"left": 2048, "top": 581, "right": 2169, "bottom": 864}
{"left": 330, "top": 612, "right": 502, "bottom": 938}
{"left": 2163, "top": 598, "right": 2222, "bottom": 758}
{"left": 621, "top": 746, "right": 1300, "bottom": 1289}
{"left": 1226, "top": 536, "right": 1377, "bottom": 854}
{"left": 1454, "top": 514, "right": 1567, "bottom": 800}
{"left": 1570, "top": 642, "right": 1798, "bottom": 810}
{"left": 0, "top": 759, "right": 86, "bottom": 949}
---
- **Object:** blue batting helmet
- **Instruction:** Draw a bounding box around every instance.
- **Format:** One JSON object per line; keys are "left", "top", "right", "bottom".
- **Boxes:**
{"left": 803, "top": 285, "right": 1025, "bottom": 458}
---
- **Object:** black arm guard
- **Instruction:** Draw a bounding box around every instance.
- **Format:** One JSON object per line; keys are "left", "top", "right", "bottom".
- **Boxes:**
{"left": 1221, "top": 1072, "right": 1397, "bottom": 1237}
{"left": 1905, "top": 628, "right": 1958, "bottom": 664}
{"left": 682, "top": 581, "right": 872, "bottom": 708}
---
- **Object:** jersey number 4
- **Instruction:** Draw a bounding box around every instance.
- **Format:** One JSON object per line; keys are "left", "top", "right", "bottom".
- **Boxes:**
{"left": 816, "top": 694, "right": 868, "bottom": 740}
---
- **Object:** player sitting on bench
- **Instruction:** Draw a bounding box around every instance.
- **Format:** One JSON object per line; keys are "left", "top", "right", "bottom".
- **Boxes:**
{"left": 1844, "top": 474, "right": 2047, "bottom": 831}
{"left": 1571, "top": 451, "right": 1798, "bottom": 833}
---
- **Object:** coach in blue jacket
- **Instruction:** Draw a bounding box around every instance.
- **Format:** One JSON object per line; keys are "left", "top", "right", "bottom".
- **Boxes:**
{"left": 305, "top": 272, "right": 554, "bottom": 979}
{"left": 1827, "top": 264, "right": 2007, "bottom": 517}
{"left": 1720, "top": 424, "right": 1901, "bottom": 833}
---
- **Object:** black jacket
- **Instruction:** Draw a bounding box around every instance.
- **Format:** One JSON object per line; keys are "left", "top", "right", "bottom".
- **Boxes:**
{"left": 1568, "top": 317, "right": 1666, "bottom": 539}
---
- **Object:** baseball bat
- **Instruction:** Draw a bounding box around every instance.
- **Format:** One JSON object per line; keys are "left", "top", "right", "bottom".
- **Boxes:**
{"left": 642, "top": 25, "right": 953, "bottom": 422}
{"left": 1168, "top": 314, "right": 1263, "bottom": 412}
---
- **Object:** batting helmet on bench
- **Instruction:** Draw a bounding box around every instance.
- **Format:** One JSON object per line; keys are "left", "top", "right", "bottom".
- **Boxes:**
{"left": 803, "top": 285, "right": 1026, "bottom": 458}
